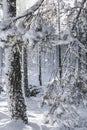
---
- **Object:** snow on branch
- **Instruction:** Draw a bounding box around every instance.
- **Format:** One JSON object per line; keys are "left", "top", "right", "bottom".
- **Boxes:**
{"left": 0, "top": 0, "right": 44, "bottom": 30}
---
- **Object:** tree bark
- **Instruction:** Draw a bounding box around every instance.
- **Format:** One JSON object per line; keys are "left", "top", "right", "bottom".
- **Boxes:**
{"left": 8, "top": 44, "right": 28, "bottom": 123}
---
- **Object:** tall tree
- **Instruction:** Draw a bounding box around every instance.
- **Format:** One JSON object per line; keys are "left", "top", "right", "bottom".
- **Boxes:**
{"left": 3, "top": 0, "right": 28, "bottom": 123}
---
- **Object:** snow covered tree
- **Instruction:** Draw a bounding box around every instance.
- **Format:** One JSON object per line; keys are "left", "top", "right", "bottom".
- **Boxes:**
{"left": 8, "top": 41, "right": 28, "bottom": 123}
{"left": 3, "top": 0, "right": 28, "bottom": 124}
{"left": 67, "top": 0, "right": 87, "bottom": 89}
{"left": 16, "top": 0, "right": 30, "bottom": 97}
{"left": 41, "top": 0, "right": 87, "bottom": 129}
{"left": 0, "top": 0, "right": 45, "bottom": 123}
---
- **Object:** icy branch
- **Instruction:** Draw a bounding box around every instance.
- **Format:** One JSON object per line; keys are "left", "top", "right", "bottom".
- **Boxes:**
{"left": 0, "top": 0, "right": 44, "bottom": 30}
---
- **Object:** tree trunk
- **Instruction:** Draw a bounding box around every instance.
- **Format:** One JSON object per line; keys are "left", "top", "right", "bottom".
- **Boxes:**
{"left": 7, "top": 45, "right": 28, "bottom": 123}
{"left": 38, "top": 44, "right": 42, "bottom": 86}
{"left": 0, "top": 48, "right": 2, "bottom": 88}
{"left": 57, "top": 0, "right": 62, "bottom": 84}
{"left": 3, "top": 0, "right": 28, "bottom": 123}
{"left": 78, "top": 46, "right": 81, "bottom": 72}
{"left": 23, "top": 46, "right": 30, "bottom": 97}
{"left": 77, "top": 28, "right": 82, "bottom": 79}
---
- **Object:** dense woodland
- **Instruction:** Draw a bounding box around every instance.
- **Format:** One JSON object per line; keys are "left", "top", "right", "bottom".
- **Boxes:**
{"left": 0, "top": 0, "right": 87, "bottom": 130}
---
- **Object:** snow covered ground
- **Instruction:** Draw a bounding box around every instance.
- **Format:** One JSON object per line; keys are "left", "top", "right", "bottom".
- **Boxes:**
{"left": 0, "top": 91, "right": 52, "bottom": 130}
{"left": 0, "top": 90, "right": 87, "bottom": 130}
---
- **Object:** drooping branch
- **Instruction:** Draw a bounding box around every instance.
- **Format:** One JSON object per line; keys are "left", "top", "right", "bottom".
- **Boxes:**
{"left": 1, "top": 0, "right": 44, "bottom": 30}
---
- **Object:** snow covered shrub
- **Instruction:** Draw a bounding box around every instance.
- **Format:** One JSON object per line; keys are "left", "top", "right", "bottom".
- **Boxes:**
{"left": 42, "top": 78, "right": 80, "bottom": 129}
{"left": 62, "top": 73, "right": 87, "bottom": 106}
{"left": 61, "top": 40, "right": 87, "bottom": 106}
{"left": 72, "top": 79, "right": 87, "bottom": 106}
{"left": 62, "top": 63, "right": 87, "bottom": 106}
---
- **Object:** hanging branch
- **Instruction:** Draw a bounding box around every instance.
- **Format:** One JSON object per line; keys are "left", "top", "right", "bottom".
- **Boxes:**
{"left": 1, "top": 0, "right": 44, "bottom": 30}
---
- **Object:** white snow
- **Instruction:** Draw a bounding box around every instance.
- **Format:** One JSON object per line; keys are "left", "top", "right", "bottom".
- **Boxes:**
{"left": 0, "top": 92, "right": 51, "bottom": 130}
{"left": 0, "top": 0, "right": 87, "bottom": 130}
{"left": 0, "top": 91, "right": 87, "bottom": 130}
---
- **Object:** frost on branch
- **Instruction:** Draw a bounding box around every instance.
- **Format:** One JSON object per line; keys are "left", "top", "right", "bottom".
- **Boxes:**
{"left": 24, "top": 14, "right": 55, "bottom": 50}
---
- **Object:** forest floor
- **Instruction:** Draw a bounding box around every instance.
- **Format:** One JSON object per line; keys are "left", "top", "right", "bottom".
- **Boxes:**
{"left": 0, "top": 90, "right": 53, "bottom": 130}
{"left": 0, "top": 90, "right": 87, "bottom": 130}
